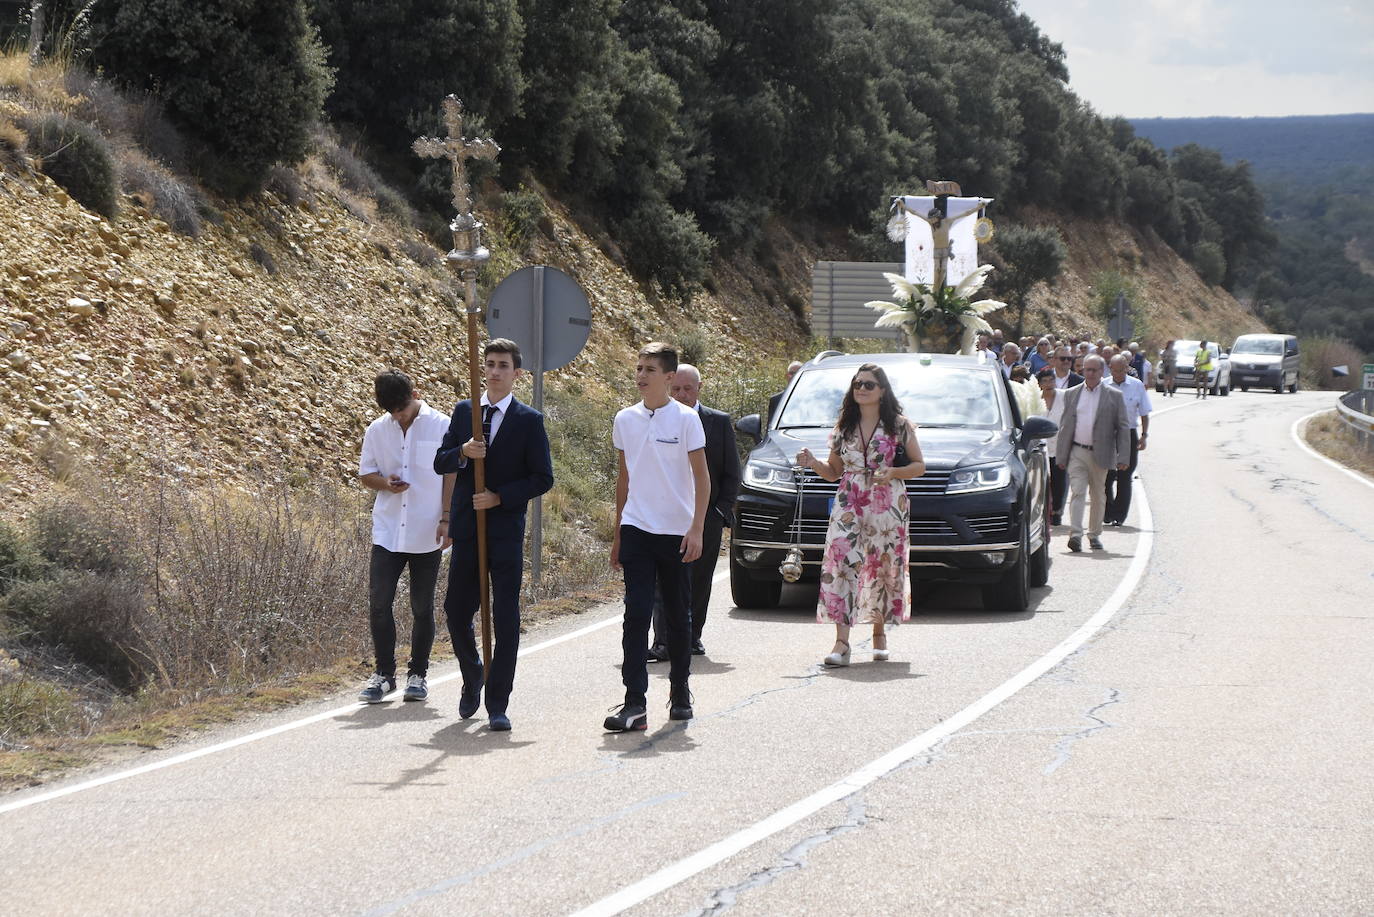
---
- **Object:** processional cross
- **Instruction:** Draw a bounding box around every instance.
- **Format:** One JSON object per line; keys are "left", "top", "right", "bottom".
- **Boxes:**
{"left": 413, "top": 95, "right": 501, "bottom": 671}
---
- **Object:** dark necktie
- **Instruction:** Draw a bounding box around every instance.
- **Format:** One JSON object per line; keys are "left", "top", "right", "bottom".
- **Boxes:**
{"left": 482, "top": 404, "right": 497, "bottom": 443}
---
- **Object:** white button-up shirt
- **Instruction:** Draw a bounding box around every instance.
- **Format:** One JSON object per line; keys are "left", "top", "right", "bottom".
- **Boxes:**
{"left": 1105, "top": 374, "right": 1152, "bottom": 430}
{"left": 480, "top": 391, "right": 514, "bottom": 442}
{"left": 1074, "top": 382, "right": 1102, "bottom": 446}
{"left": 359, "top": 401, "right": 451, "bottom": 553}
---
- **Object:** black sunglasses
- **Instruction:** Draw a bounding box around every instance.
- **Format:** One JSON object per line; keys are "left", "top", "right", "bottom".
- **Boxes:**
{"left": 1058, "top": 357, "right": 1072, "bottom": 361}
{"left": 852, "top": 379, "right": 880, "bottom": 391}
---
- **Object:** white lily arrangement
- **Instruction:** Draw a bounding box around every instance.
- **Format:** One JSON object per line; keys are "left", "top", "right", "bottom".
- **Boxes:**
{"left": 864, "top": 265, "right": 1007, "bottom": 354}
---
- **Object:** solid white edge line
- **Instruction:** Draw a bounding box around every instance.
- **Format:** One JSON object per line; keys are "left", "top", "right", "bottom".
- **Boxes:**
{"left": 0, "top": 568, "right": 732, "bottom": 816}
{"left": 1291, "top": 410, "right": 1374, "bottom": 491}
{"left": 569, "top": 485, "right": 1157, "bottom": 917}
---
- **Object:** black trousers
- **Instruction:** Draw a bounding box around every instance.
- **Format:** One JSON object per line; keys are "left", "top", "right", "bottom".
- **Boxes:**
{"left": 445, "top": 535, "right": 523, "bottom": 716}
{"left": 1049, "top": 461, "right": 1067, "bottom": 520}
{"left": 368, "top": 545, "right": 440, "bottom": 678}
{"left": 1105, "top": 430, "right": 1140, "bottom": 523}
{"left": 652, "top": 512, "right": 723, "bottom": 645}
{"left": 620, "top": 525, "right": 692, "bottom": 706}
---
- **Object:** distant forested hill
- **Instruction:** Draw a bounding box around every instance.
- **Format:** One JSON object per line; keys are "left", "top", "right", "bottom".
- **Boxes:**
{"left": 1132, "top": 114, "right": 1374, "bottom": 352}
{"left": 1130, "top": 114, "right": 1374, "bottom": 184}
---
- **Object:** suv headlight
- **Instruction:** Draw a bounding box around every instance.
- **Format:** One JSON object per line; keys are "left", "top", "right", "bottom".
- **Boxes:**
{"left": 744, "top": 460, "right": 797, "bottom": 493}
{"left": 946, "top": 463, "right": 1010, "bottom": 494}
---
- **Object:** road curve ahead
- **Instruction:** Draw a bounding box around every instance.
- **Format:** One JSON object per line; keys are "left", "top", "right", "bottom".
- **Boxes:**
{"left": 2, "top": 390, "right": 1371, "bottom": 915}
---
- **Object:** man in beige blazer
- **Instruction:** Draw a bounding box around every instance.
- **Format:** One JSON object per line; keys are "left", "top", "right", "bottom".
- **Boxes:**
{"left": 1054, "top": 355, "right": 1131, "bottom": 552}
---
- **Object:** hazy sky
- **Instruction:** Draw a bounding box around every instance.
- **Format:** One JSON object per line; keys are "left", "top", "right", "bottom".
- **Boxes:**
{"left": 1013, "top": 0, "right": 1374, "bottom": 118}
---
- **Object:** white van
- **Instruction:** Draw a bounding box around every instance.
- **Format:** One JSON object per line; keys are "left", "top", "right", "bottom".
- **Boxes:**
{"left": 1231, "top": 334, "right": 1300, "bottom": 393}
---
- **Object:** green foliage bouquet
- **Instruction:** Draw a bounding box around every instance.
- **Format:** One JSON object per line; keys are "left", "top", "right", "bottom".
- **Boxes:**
{"left": 865, "top": 266, "right": 1007, "bottom": 354}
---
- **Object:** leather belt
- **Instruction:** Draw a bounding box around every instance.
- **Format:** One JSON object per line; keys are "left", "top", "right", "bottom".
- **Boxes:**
{"left": 1073, "top": 442, "right": 1093, "bottom": 450}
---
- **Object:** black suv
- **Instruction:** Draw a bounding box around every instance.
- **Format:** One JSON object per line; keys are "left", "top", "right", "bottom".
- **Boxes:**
{"left": 732, "top": 351, "right": 1056, "bottom": 611}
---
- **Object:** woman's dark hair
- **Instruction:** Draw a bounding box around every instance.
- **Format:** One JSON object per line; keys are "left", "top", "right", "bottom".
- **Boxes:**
{"left": 837, "top": 363, "right": 903, "bottom": 439}
{"left": 1035, "top": 367, "right": 1056, "bottom": 383}
{"left": 374, "top": 369, "right": 414, "bottom": 413}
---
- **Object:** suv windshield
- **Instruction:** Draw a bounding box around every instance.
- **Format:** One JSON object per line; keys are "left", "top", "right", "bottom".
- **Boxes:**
{"left": 1232, "top": 337, "right": 1282, "bottom": 355}
{"left": 777, "top": 364, "right": 1004, "bottom": 430}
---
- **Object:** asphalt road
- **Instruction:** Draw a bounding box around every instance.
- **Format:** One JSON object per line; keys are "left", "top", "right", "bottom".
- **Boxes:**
{"left": 3, "top": 390, "right": 1372, "bottom": 916}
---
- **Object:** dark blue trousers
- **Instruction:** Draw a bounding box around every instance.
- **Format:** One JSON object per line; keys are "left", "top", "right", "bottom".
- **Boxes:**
{"left": 445, "top": 536, "right": 523, "bottom": 716}
{"left": 619, "top": 524, "right": 692, "bottom": 707}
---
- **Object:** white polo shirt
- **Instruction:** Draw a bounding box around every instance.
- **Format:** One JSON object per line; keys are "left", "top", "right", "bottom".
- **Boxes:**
{"left": 359, "top": 401, "right": 451, "bottom": 553}
{"left": 613, "top": 398, "right": 706, "bottom": 536}
{"left": 1106, "top": 374, "right": 1153, "bottom": 430}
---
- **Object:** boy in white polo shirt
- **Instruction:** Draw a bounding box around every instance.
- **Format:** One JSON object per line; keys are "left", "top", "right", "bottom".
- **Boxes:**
{"left": 604, "top": 343, "right": 710, "bottom": 732}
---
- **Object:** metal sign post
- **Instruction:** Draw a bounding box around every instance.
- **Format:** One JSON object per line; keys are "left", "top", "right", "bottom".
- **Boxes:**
{"left": 487, "top": 265, "right": 592, "bottom": 583}
{"left": 1107, "top": 291, "right": 1134, "bottom": 343}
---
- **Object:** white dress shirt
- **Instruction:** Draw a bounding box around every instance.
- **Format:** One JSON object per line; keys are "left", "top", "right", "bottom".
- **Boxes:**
{"left": 1073, "top": 382, "right": 1102, "bottom": 446}
{"left": 359, "top": 401, "right": 451, "bottom": 553}
{"left": 480, "top": 390, "right": 514, "bottom": 442}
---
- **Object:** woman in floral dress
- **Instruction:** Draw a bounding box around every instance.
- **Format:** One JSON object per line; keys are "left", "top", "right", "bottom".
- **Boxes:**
{"left": 796, "top": 363, "right": 925, "bottom": 665}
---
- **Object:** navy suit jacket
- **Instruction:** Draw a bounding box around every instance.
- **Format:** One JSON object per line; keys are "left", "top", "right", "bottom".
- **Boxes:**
{"left": 433, "top": 398, "right": 554, "bottom": 543}
{"left": 696, "top": 403, "right": 741, "bottom": 527}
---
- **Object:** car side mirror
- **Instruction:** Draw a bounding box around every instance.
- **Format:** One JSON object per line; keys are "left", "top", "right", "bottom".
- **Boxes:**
{"left": 736, "top": 414, "right": 762, "bottom": 442}
{"left": 1022, "top": 416, "right": 1058, "bottom": 441}
{"left": 1221, "top": 352, "right": 1230, "bottom": 360}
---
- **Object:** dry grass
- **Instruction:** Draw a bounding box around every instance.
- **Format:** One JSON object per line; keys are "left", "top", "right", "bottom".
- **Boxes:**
{"left": 1304, "top": 412, "right": 1374, "bottom": 480}
{"left": 1300, "top": 335, "right": 1369, "bottom": 391}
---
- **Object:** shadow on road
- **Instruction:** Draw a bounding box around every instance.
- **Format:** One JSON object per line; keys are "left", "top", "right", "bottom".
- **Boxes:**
{"left": 599, "top": 721, "right": 698, "bottom": 758}
{"left": 817, "top": 661, "right": 926, "bottom": 683}
{"left": 336, "top": 701, "right": 447, "bottom": 731}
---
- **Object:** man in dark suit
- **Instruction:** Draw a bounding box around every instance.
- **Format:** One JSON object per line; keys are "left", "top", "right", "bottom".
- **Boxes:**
{"left": 766, "top": 360, "right": 804, "bottom": 428}
{"left": 433, "top": 338, "right": 554, "bottom": 731}
{"left": 1050, "top": 345, "right": 1084, "bottom": 390}
{"left": 1054, "top": 355, "right": 1130, "bottom": 553}
{"left": 649, "top": 363, "right": 741, "bottom": 658}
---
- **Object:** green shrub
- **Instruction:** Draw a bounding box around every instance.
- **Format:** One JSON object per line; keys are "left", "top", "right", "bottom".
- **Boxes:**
{"left": 0, "top": 570, "right": 149, "bottom": 689}
{"left": 1192, "top": 242, "right": 1227, "bottom": 287}
{"left": 28, "top": 496, "right": 136, "bottom": 576}
{"left": 676, "top": 327, "right": 711, "bottom": 367}
{"left": 88, "top": 0, "right": 333, "bottom": 196}
{"left": 25, "top": 112, "right": 118, "bottom": 217}
{"left": 617, "top": 202, "right": 715, "bottom": 303}
{"left": 0, "top": 522, "right": 46, "bottom": 596}
{"left": 501, "top": 186, "right": 546, "bottom": 251}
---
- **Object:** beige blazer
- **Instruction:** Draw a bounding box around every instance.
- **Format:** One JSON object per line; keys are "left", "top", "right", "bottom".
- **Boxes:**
{"left": 1054, "top": 383, "right": 1131, "bottom": 469}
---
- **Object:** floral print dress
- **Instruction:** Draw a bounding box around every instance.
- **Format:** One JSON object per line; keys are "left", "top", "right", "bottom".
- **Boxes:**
{"left": 817, "top": 419, "right": 912, "bottom": 627}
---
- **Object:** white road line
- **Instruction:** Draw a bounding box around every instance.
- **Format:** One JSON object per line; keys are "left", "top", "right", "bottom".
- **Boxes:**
{"left": 1291, "top": 410, "right": 1374, "bottom": 491}
{"left": 0, "top": 567, "right": 733, "bottom": 816}
{"left": 569, "top": 486, "right": 1157, "bottom": 917}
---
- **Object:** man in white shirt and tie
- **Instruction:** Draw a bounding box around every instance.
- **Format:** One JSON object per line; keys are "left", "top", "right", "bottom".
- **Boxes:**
{"left": 1104, "top": 353, "right": 1152, "bottom": 526}
{"left": 1054, "top": 355, "right": 1130, "bottom": 552}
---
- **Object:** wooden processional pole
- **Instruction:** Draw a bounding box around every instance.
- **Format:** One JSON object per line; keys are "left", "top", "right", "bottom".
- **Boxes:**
{"left": 413, "top": 96, "right": 501, "bottom": 671}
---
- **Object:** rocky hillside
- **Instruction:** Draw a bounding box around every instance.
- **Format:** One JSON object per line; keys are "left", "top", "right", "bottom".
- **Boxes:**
{"left": 0, "top": 158, "right": 1260, "bottom": 517}
{"left": 0, "top": 164, "right": 800, "bottom": 515}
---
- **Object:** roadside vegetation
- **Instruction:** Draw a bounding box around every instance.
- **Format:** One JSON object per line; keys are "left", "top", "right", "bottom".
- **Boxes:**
{"left": 1303, "top": 412, "right": 1374, "bottom": 480}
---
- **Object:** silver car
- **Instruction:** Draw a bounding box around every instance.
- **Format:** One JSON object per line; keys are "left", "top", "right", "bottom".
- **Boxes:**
{"left": 1171, "top": 340, "right": 1231, "bottom": 395}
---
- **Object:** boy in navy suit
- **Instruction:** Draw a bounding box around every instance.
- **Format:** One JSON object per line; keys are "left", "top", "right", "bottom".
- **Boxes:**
{"left": 434, "top": 339, "right": 554, "bottom": 731}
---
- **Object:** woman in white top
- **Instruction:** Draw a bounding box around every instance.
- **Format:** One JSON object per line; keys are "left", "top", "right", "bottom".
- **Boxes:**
{"left": 1036, "top": 367, "right": 1067, "bottom": 527}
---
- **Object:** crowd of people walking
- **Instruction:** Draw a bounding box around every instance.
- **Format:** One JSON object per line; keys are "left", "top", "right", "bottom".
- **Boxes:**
{"left": 352, "top": 329, "right": 1178, "bottom": 732}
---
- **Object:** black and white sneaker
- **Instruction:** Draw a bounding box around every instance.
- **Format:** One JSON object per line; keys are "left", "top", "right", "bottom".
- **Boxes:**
{"left": 358, "top": 673, "right": 395, "bottom": 704}
{"left": 603, "top": 703, "right": 648, "bottom": 732}
{"left": 402, "top": 674, "right": 428, "bottom": 702}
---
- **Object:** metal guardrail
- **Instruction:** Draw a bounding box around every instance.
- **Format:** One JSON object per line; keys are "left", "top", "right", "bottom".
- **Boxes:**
{"left": 1336, "top": 390, "right": 1374, "bottom": 451}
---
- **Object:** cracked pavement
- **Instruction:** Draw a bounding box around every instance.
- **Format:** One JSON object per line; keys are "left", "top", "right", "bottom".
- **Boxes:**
{"left": 3, "top": 392, "right": 1372, "bottom": 915}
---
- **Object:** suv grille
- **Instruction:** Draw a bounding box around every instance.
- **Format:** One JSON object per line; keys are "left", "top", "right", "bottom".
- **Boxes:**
{"left": 796, "top": 468, "right": 952, "bottom": 495}
{"left": 738, "top": 508, "right": 1012, "bottom": 541}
